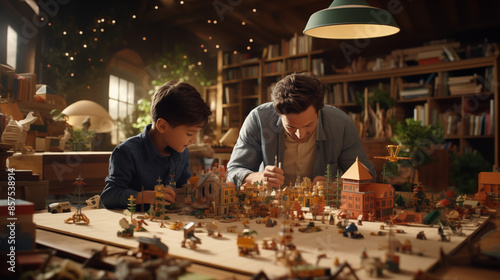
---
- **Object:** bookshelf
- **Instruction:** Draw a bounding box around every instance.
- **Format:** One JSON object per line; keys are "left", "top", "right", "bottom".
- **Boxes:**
{"left": 216, "top": 36, "right": 325, "bottom": 141}
{"left": 319, "top": 56, "right": 499, "bottom": 171}
{"left": 215, "top": 39, "right": 499, "bottom": 175}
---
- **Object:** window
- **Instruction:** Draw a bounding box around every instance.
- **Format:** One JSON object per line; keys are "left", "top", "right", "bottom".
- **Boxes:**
{"left": 108, "top": 75, "right": 135, "bottom": 145}
{"left": 7, "top": 25, "right": 17, "bottom": 69}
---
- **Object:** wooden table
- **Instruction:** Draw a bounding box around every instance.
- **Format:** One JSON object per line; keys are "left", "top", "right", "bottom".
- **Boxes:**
{"left": 33, "top": 208, "right": 496, "bottom": 279}
{"left": 36, "top": 228, "right": 251, "bottom": 279}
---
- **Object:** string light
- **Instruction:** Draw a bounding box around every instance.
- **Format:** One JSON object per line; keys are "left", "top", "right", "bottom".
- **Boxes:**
{"left": 247, "top": 46, "right": 251, "bottom": 50}
{"left": 64, "top": 52, "right": 69, "bottom": 56}
{"left": 163, "top": 65, "right": 167, "bottom": 68}
{"left": 142, "top": 37, "right": 147, "bottom": 41}
{"left": 204, "top": 49, "right": 207, "bottom": 52}
{"left": 112, "top": 20, "right": 116, "bottom": 24}
{"left": 198, "top": 62, "right": 202, "bottom": 66}
{"left": 154, "top": 5, "right": 159, "bottom": 9}
{"left": 83, "top": 44, "right": 87, "bottom": 48}
{"left": 207, "top": 20, "right": 211, "bottom": 24}
{"left": 71, "top": 73, "right": 75, "bottom": 77}
{"left": 216, "top": 45, "right": 220, "bottom": 49}
{"left": 253, "top": 8, "right": 257, "bottom": 13}
{"left": 241, "top": 22, "right": 246, "bottom": 25}
{"left": 62, "top": 31, "right": 67, "bottom": 35}
{"left": 213, "top": 20, "right": 217, "bottom": 24}
{"left": 180, "top": 1, "right": 184, "bottom": 4}
{"left": 249, "top": 38, "right": 253, "bottom": 42}
{"left": 79, "top": 31, "right": 83, "bottom": 35}
{"left": 132, "top": 15, "right": 136, "bottom": 19}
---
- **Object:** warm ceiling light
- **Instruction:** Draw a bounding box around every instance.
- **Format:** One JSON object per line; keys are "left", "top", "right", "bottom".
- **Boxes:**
{"left": 303, "top": 0, "right": 399, "bottom": 39}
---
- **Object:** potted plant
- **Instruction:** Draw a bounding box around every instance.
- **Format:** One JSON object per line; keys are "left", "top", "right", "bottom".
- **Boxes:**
{"left": 389, "top": 118, "right": 444, "bottom": 190}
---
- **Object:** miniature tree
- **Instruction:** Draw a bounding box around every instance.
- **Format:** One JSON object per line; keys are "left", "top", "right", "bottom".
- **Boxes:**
{"left": 324, "top": 164, "right": 333, "bottom": 207}
{"left": 128, "top": 195, "right": 136, "bottom": 220}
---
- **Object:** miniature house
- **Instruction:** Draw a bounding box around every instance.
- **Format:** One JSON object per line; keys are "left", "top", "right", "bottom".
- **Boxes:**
{"left": 475, "top": 172, "right": 500, "bottom": 208}
{"left": 341, "top": 157, "right": 395, "bottom": 221}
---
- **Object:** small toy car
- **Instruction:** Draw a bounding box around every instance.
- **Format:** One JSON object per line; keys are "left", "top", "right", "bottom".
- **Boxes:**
{"left": 47, "top": 201, "right": 71, "bottom": 213}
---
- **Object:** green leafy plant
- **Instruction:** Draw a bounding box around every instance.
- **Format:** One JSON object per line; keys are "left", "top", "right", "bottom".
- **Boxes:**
{"left": 449, "top": 152, "right": 492, "bottom": 194}
{"left": 132, "top": 45, "right": 215, "bottom": 133}
{"left": 391, "top": 118, "right": 444, "bottom": 185}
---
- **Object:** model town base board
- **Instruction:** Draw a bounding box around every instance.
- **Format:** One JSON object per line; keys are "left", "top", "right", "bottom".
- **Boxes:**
{"left": 33, "top": 209, "right": 487, "bottom": 279}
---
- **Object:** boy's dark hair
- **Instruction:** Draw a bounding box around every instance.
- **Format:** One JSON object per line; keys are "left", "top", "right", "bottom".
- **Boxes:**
{"left": 151, "top": 81, "right": 211, "bottom": 128}
{"left": 271, "top": 72, "right": 324, "bottom": 115}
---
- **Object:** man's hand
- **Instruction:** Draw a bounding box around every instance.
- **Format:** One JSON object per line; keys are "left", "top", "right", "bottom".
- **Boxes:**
{"left": 312, "top": 176, "right": 326, "bottom": 186}
{"left": 244, "top": 165, "right": 285, "bottom": 189}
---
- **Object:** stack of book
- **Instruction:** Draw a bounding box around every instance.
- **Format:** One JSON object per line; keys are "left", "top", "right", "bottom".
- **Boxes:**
{"left": 415, "top": 49, "right": 445, "bottom": 66}
{"left": 448, "top": 74, "right": 483, "bottom": 95}
{"left": 399, "top": 83, "right": 432, "bottom": 99}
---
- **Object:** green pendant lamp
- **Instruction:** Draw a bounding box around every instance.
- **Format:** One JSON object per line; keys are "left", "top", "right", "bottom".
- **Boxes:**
{"left": 304, "top": 0, "right": 400, "bottom": 39}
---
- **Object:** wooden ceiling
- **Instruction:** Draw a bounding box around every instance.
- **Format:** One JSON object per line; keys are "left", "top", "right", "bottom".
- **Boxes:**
{"left": 133, "top": 0, "right": 500, "bottom": 58}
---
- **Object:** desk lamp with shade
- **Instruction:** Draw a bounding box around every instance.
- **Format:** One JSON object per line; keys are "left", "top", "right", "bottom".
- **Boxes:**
{"left": 61, "top": 100, "right": 115, "bottom": 150}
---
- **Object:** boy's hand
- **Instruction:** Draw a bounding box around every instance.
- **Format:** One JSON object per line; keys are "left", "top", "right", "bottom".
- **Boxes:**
{"left": 163, "top": 185, "right": 176, "bottom": 204}
{"left": 136, "top": 189, "right": 176, "bottom": 204}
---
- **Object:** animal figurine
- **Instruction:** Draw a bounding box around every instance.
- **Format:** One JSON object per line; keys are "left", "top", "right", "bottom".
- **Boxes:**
{"left": 1, "top": 111, "right": 38, "bottom": 153}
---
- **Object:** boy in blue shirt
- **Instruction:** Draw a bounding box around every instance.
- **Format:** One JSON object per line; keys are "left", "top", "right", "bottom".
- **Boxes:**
{"left": 101, "top": 81, "right": 212, "bottom": 209}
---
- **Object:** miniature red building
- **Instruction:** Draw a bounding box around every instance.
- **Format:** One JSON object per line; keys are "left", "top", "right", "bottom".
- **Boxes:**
{"left": 475, "top": 172, "right": 500, "bottom": 208}
{"left": 340, "top": 157, "right": 394, "bottom": 221}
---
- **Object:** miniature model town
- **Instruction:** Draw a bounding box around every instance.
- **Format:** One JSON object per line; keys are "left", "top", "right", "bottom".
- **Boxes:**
{"left": 29, "top": 146, "right": 499, "bottom": 280}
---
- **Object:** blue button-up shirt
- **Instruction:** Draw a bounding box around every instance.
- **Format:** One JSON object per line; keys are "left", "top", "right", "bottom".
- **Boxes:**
{"left": 226, "top": 102, "right": 376, "bottom": 186}
{"left": 101, "top": 124, "right": 191, "bottom": 209}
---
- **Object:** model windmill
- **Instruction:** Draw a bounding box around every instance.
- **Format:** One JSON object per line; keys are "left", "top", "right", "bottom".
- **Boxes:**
{"left": 374, "top": 145, "right": 411, "bottom": 183}
{"left": 65, "top": 173, "right": 90, "bottom": 224}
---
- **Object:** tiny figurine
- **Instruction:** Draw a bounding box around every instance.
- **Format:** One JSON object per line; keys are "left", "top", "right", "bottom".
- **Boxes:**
{"left": 416, "top": 231, "right": 427, "bottom": 240}
{"left": 117, "top": 217, "right": 136, "bottom": 237}
{"left": 206, "top": 221, "right": 222, "bottom": 237}
{"left": 181, "top": 222, "right": 201, "bottom": 249}
{"left": 237, "top": 228, "right": 260, "bottom": 256}
{"left": 343, "top": 222, "right": 363, "bottom": 239}
{"left": 298, "top": 221, "right": 322, "bottom": 233}
{"left": 169, "top": 221, "right": 184, "bottom": 230}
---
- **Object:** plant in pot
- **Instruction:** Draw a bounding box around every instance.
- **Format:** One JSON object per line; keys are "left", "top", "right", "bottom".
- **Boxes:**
{"left": 50, "top": 109, "right": 96, "bottom": 151}
{"left": 449, "top": 151, "right": 492, "bottom": 195}
{"left": 388, "top": 118, "right": 444, "bottom": 191}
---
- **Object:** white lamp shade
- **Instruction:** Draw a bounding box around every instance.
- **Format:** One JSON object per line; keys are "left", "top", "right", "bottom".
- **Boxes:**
{"left": 62, "top": 100, "right": 115, "bottom": 133}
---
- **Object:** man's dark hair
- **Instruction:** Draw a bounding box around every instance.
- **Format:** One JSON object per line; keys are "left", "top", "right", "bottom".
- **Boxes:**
{"left": 271, "top": 72, "right": 324, "bottom": 115}
{"left": 151, "top": 81, "right": 211, "bottom": 127}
